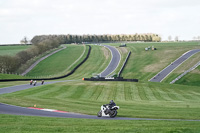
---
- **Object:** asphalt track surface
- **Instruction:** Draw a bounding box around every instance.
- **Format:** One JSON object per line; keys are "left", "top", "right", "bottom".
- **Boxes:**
{"left": 1, "top": 47, "right": 200, "bottom": 121}
{"left": 150, "top": 49, "right": 200, "bottom": 82}
{"left": 0, "top": 80, "right": 76, "bottom": 95}
{"left": 99, "top": 45, "right": 121, "bottom": 77}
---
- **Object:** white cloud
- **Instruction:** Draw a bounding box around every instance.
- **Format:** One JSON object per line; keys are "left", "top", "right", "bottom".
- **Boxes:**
{"left": 0, "top": 0, "right": 200, "bottom": 43}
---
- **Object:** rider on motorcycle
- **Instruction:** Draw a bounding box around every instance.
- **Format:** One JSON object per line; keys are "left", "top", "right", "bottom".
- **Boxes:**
{"left": 104, "top": 100, "right": 116, "bottom": 114}
{"left": 97, "top": 100, "right": 119, "bottom": 118}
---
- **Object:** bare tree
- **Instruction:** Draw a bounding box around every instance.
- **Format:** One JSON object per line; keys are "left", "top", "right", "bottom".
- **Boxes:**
{"left": 20, "top": 36, "right": 29, "bottom": 44}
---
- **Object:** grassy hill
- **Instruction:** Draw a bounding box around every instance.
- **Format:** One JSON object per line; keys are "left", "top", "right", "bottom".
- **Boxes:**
{"left": 0, "top": 73, "right": 26, "bottom": 80}
{"left": 163, "top": 52, "right": 200, "bottom": 85}
{"left": 26, "top": 44, "right": 87, "bottom": 78}
{"left": 0, "top": 45, "right": 31, "bottom": 56}
{"left": 63, "top": 44, "right": 111, "bottom": 80}
{"left": 175, "top": 65, "right": 200, "bottom": 86}
{"left": 120, "top": 42, "right": 200, "bottom": 82}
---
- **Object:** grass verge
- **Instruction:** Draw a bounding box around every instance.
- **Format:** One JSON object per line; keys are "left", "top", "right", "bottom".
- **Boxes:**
{"left": 0, "top": 114, "right": 200, "bottom": 133}
{"left": 0, "top": 45, "right": 30, "bottom": 56}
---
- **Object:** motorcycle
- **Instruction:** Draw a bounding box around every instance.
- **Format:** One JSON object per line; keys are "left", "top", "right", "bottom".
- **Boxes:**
{"left": 97, "top": 104, "right": 119, "bottom": 118}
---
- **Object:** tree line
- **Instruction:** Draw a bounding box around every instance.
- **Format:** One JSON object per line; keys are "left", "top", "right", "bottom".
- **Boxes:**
{"left": 31, "top": 34, "right": 161, "bottom": 44}
{"left": 0, "top": 38, "right": 60, "bottom": 74}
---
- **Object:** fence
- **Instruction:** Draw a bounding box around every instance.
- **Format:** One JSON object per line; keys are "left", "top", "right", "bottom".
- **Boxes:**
{"left": 83, "top": 77, "right": 138, "bottom": 82}
{"left": 170, "top": 61, "right": 200, "bottom": 84}
{"left": 118, "top": 51, "right": 131, "bottom": 77}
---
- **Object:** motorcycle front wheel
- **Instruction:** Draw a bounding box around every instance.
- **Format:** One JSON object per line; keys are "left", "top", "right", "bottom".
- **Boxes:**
{"left": 110, "top": 110, "right": 117, "bottom": 118}
{"left": 97, "top": 110, "right": 102, "bottom": 117}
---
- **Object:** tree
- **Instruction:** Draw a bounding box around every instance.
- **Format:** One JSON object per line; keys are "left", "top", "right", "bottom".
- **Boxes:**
{"left": 20, "top": 36, "right": 29, "bottom": 44}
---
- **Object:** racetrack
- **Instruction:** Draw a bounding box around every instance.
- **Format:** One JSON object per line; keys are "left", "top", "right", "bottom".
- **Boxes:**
{"left": 1, "top": 103, "right": 200, "bottom": 121}
{"left": 0, "top": 80, "right": 78, "bottom": 95}
{"left": 149, "top": 49, "right": 200, "bottom": 82}
{"left": 1, "top": 46, "right": 200, "bottom": 121}
{"left": 99, "top": 45, "right": 121, "bottom": 77}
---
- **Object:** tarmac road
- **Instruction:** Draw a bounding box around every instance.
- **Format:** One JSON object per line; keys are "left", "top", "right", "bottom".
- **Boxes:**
{"left": 99, "top": 45, "right": 121, "bottom": 77}
{"left": 150, "top": 49, "right": 200, "bottom": 82}
{"left": 0, "top": 80, "right": 77, "bottom": 95}
{"left": 1, "top": 103, "right": 200, "bottom": 121}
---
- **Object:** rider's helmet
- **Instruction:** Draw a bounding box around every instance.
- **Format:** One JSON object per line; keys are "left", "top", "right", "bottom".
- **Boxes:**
{"left": 110, "top": 100, "right": 114, "bottom": 104}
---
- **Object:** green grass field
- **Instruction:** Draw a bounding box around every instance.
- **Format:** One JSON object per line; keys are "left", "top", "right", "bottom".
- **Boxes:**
{"left": 0, "top": 73, "right": 26, "bottom": 80}
{"left": 0, "top": 45, "right": 30, "bottom": 56}
{"left": 26, "top": 45, "right": 87, "bottom": 78}
{"left": 175, "top": 66, "right": 200, "bottom": 86}
{"left": 0, "top": 42, "right": 200, "bottom": 132}
{"left": 1, "top": 114, "right": 200, "bottom": 133}
{"left": 120, "top": 42, "right": 200, "bottom": 82}
{"left": 1, "top": 81, "right": 200, "bottom": 120}
{"left": 63, "top": 44, "right": 111, "bottom": 80}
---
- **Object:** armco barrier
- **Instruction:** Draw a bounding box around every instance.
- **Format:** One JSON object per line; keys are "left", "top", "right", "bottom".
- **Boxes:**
{"left": 0, "top": 45, "right": 91, "bottom": 82}
{"left": 170, "top": 61, "right": 200, "bottom": 84}
{"left": 83, "top": 77, "right": 138, "bottom": 82}
{"left": 118, "top": 51, "right": 131, "bottom": 77}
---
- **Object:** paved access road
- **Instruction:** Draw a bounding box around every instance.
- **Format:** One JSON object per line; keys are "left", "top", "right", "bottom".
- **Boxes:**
{"left": 99, "top": 45, "right": 121, "bottom": 77}
{"left": 150, "top": 49, "right": 200, "bottom": 82}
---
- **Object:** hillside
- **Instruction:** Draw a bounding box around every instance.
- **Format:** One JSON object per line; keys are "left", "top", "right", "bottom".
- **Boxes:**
{"left": 0, "top": 42, "right": 200, "bottom": 132}
{"left": 0, "top": 45, "right": 30, "bottom": 56}
{"left": 120, "top": 42, "right": 200, "bottom": 83}
{"left": 25, "top": 45, "right": 87, "bottom": 78}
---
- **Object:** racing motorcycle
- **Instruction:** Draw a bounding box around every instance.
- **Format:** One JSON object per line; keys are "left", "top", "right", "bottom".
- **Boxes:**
{"left": 97, "top": 104, "right": 119, "bottom": 118}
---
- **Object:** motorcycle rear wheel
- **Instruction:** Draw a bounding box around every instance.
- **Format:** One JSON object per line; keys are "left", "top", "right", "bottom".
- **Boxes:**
{"left": 110, "top": 110, "right": 117, "bottom": 118}
{"left": 97, "top": 110, "right": 102, "bottom": 117}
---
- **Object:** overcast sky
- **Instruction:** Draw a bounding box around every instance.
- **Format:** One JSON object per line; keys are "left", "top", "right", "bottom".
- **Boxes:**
{"left": 0, "top": 0, "right": 200, "bottom": 43}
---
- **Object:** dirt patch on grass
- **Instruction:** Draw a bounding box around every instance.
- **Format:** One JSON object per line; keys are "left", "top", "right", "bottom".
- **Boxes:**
{"left": 191, "top": 69, "right": 200, "bottom": 74}
{"left": 75, "top": 82, "right": 109, "bottom": 86}
{"left": 94, "top": 82, "right": 109, "bottom": 85}
{"left": 143, "top": 63, "right": 166, "bottom": 72}
{"left": 75, "top": 83, "right": 86, "bottom": 85}
{"left": 102, "top": 47, "right": 110, "bottom": 59}
{"left": 143, "top": 49, "right": 187, "bottom": 73}
{"left": 117, "top": 47, "right": 128, "bottom": 54}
